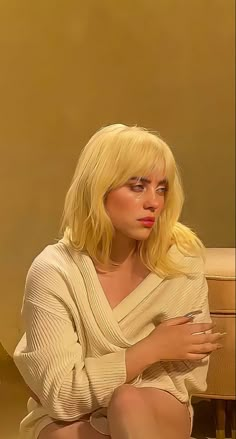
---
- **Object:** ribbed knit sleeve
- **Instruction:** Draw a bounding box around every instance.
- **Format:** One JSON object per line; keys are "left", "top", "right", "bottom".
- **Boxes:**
{"left": 178, "top": 273, "right": 212, "bottom": 395}
{"left": 153, "top": 272, "right": 212, "bottom": 400}
{"left": 13, "top": 258, "right": 127, "bottom": 421}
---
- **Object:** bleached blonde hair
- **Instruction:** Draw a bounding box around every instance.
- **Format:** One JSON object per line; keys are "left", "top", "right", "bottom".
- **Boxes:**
{"left": 60, "top": 124, "right": 205, "bottom": 277}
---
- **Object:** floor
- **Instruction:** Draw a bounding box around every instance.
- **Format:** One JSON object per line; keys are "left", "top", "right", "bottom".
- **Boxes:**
{"left": 0, "top": 357, "right": 231, "bottom": 439}
{"left": 191, "top": 399, "right": 232, "bottom": 439}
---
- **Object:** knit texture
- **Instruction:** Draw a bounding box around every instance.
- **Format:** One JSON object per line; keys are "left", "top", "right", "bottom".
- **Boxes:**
{"left": 13, "top": 237, "right": 211, "bottom": 437}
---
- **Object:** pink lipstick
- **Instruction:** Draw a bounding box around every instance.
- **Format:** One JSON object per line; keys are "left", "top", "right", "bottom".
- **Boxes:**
{"left": 138, "top": 219, "right": 155, "bottom": 227}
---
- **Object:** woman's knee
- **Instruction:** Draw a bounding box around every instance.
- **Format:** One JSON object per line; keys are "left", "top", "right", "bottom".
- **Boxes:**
{"left": 137, "top": 388, "right": 191, "bottom": 433}
{"left": 138, "top": 388, "right": 188, "bottom": 417}
{"left": 108, "top": 384, "right": 145, "bottom": 415}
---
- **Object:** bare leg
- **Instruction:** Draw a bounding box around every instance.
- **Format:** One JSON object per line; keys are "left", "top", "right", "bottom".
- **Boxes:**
{"left": 138, "top": 387, "right": 191, "bottom": 439}
{"left": 107, "top": 384, "right": 191, "bottom": 439}
{"left": 38, "top": 419, "right": 110, "bottom": 439}
{"left": 38, "top": 385, "right": 191, "bottom": 439}
{"left": 107, "top": 385, "right": 160, "bottom": 439}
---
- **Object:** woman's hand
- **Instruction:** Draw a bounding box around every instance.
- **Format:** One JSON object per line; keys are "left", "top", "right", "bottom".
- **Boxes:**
{"left": 146, "top": 316, "right": 225, "bottom": 362}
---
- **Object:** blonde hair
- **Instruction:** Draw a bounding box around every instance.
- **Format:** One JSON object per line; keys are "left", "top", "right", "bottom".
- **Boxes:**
{"left": 60, "top": 124, "right": 205, "bottom": 277}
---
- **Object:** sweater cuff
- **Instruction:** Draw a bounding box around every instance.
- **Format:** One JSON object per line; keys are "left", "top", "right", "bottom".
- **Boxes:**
{"left": 84, "top": 349, "right": 127, "bottom": 407}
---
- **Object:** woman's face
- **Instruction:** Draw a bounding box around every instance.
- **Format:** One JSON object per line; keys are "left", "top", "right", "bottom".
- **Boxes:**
{"left": 104, "top": 172, "right": 168, "bottom": 241}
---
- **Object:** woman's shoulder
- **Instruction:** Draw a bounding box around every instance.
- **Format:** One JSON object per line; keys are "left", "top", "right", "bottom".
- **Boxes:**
{"left": 23, "top": 241, "right": 80, "bottom": 318}
{"left": 168, "top": 243, "right": 205, "bottom": 275}
{"left": 27, "top": 239, "right": 73, "bottom": 277}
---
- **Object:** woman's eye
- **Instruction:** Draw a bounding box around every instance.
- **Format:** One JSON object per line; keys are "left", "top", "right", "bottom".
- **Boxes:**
{"left": 157, "top": 186, "right": 167, "bottom": 194}
{"left": 131, "top": 185, "right": 167, "bottom": 193}
{"left": 131, "top": 185, "right": 144, "bottom": 191}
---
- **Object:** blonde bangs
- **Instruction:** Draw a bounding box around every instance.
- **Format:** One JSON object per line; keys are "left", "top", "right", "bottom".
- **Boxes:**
{"left": 101, "top": 128, "right": 176, "bottom": 190}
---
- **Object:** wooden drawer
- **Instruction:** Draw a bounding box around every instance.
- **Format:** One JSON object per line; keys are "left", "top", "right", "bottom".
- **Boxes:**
{"left": 207, "top": 279, "right": 235, "bottom": 313}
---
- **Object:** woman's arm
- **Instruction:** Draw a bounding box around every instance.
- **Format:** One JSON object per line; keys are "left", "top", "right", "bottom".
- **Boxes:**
{"left": 157, "top": 272, "right": 213, "bottom": 397}
{"left": 174, "top": 274, "right": 213, "bottom": 395}
{"left": 13, "top": 258, "right": 128, "bottom": 421}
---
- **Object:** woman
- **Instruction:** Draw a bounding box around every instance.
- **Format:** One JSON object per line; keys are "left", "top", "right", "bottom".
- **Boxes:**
{"left": 14, "top": 124, "right": 224, "bottom": 439}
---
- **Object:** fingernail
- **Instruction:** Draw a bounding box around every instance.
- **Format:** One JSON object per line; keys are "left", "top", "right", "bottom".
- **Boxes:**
{"left": 217, "top": 344, "right": 223, "bottom": 349}
{"left": 219, "top": 332, "right": 227, "bottom": 336}
{"left": 184, "top": 310, "right": 202, "bottom": 318}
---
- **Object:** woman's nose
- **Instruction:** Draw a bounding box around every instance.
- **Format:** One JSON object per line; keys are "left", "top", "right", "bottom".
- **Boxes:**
{"left": 144, "top": 192, "right": 161, "bottom": 210}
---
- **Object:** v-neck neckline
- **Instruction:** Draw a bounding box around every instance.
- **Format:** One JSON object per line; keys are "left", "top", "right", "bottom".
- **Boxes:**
{"left": 59, "top": 237, "right": 168, "bottom": 322}
{"left": 90, "top": 258, "right": 153, "bottom": 308}
{"left": 85, "top": 253, "right": 163, "bottom": 320}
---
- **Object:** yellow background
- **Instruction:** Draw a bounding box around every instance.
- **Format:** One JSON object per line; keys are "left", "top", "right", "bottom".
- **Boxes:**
{"left": 0, "top": 0, "right": 235, "bottom": 355}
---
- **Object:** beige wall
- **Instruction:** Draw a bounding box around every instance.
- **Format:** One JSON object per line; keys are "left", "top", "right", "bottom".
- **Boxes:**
{"left": 0, "top": 0, "right": 234, "bottom": 354}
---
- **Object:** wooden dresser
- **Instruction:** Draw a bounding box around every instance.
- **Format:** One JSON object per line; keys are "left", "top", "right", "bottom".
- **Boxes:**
{"left": 194, "top": 248, "right": 235, "bottom": 439}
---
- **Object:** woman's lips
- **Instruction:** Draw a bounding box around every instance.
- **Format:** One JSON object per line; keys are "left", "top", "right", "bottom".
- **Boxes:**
{"left": 138, "top": 219, "right": 155, "bottom": 227}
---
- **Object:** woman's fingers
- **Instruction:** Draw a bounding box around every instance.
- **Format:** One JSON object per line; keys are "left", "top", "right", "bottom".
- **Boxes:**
{"left": 162, "top": 316, "right": 193, "bottom": 326}
{"left": 187, "top": 322, "right": 214, "bottom": 334}
{"left": 186, "top": 353, "right": 211, "bottom": 361}
{"left": 190, "top": 342, "right": 223, "bottom": 354}
{"left": 191, "top": 332, "right": 226, "bottom": 344}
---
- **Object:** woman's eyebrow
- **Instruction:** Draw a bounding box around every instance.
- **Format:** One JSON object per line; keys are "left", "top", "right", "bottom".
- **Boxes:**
{"left": 129, "top": 177, "right": 168, "bottom": 185}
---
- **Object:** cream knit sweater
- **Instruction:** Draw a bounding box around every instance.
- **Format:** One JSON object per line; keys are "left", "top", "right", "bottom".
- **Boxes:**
{"left": 13, "top": 237, "right": 211, "bottom": 438}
